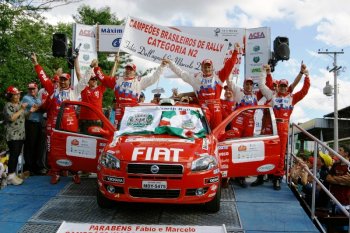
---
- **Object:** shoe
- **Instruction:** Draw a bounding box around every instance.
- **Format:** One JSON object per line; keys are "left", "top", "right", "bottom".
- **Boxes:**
{"left": 273, "top": 178, "right": 281, "bottom": 191}
{"left": 50, "top": 174, "right": 60, "bottom": 184}
{"left": 251, "top": 175, "right": 264, "bottom": 187}
{"left": 7, "top": 173, "right": 23, "bottom": 185}
{"left": 237, "top": 177, "right": 247, "bottom": 188}
{"left": 19, "top": 171, "right": 30, "bottom": 179}
{"left": 72, "top": 174, "right": 81, "bottom": 184}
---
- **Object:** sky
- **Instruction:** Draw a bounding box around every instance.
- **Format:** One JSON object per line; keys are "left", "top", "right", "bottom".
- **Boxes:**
{"left": 42, "top": 0, "right": 350, "bottom": 124}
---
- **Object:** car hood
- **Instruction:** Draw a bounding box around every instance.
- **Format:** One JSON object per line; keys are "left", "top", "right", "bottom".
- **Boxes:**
{"left": 105, "top": 135, "right": 215, "bottom": 163}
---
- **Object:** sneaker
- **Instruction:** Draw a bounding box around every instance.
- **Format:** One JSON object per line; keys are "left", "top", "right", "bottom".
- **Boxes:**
{"left": 19, "top": 171, "right": 30, "bottom": 179}
{"left": 273, "top": 178, "right": 281, "bottom": 191}
{"left": 72, "top": 174, "right": 81, "bottom": 184}
{"left": 7, "top": 173, "right": 23, "bottom": 185}
{"left": 236, "top": 177, "right": 247, "bottom": 188}
{"left": 50, "top": 174, "right": 60, "bottom": 184}
{"left": 1, "top": 176, "right": 7, "bottom": 189}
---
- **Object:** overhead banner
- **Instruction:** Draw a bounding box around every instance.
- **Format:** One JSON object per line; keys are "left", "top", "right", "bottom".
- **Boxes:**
{"left": 72, "top": 23, "right": 98, "bottom": 86}
{"left": 98, "top": 25, "right": 124, "bottom": 52}
{"left": 57, "top": 222, "right": 227, "bottom": 233}
{"left": 245, "top": 27, "right": 271, "bottom": 88}
{"left": 119, "top": 16, "right": 229, "bottom": 73}
{"left": 171, "top": 26, "right": 245, "bottom": 76}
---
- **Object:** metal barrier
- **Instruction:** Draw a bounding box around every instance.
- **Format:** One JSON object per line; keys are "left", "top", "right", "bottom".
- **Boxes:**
{"left": 288, "top": 123, "right": 350, "bottom": 233}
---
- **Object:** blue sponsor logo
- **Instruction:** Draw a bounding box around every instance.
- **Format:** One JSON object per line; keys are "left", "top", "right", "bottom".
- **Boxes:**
{"left": 112, "top": 38, "right": 122, "bottom": 47}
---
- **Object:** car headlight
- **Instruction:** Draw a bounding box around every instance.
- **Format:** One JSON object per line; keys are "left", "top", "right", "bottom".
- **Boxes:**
{"left": 191, "top": 154, "right": 218, "bottom": 172}
{"left": 99, "top": 151, "right": 120, "bottom": 170}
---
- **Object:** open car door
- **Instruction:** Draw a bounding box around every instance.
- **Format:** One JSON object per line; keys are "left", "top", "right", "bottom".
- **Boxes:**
{"left": 213, "top": 105, "right": 280, "bottom": 179}
{"left": 49, "top": 101, "right": 115, "bottom": 173}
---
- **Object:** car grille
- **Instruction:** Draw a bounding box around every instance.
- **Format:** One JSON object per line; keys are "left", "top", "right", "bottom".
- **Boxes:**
{"left": 129, "top": 188, "right": 180, "bottom": 198}
{"left": 127, "top": 164, "right": 183, "bottom": 175}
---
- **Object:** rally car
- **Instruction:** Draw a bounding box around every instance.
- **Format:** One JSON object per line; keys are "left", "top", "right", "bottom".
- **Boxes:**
{"left": 50, "top": 100, "right": 280, "bottom": 212}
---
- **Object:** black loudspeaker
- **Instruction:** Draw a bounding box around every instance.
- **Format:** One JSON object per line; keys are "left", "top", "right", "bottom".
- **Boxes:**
{"left": 52, "top": 33, "right": 67, "bottom": 57}
{"left": 273, "top": 36, "right": 290, "bottom": 61}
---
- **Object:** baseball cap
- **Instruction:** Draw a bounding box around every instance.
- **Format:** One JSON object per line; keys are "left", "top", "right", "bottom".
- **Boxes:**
{"left": 6, "top": 86, "right": 22, "bottom": 95}
{"left": 279, "top": 79, "right": 289, "bottom": 86}
{"left": 319, "top": 151, "right": 333, "bottom": 167}
{"left": 28, "top": 82, "right": 38, "bottom": 89}
{"left": 244, "top": 77, "right": 254, "bottom": 84}
{"left": 201, "top": 59, "right": 213, "bottom": 66}
{"left": 125, "top": 63, "right": 136, "bottom": 71}
{"left": 52, "top": 75, "right": 59, "bottom": 82}
{"left": 59, "top": 73, "right": 71, "bottom": 80}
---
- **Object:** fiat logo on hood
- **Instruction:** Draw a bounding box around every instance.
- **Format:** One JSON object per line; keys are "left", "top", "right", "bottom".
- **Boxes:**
{"left": 150, "top": 165, "right": 160, "bottom": 174}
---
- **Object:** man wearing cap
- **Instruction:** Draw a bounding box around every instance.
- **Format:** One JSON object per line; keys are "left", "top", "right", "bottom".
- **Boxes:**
{"left": 31, "top": 53, "right": 87, "bottom": 184}
{"left": 259, "top": 63, "right": 310, "bottom": 190}
{"left": 93, "top": 56, "right": 167, "bottom": 127}
{"left": 22, "top": 82, "right": 45, "bottom": 176}
{"left": 165, "top": 43, "right": 240, "bottom": 129}
{"left": 74, "top": 55, "right": 106, "bottom": 133}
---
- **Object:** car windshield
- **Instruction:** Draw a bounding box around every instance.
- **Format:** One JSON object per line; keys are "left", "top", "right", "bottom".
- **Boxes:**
{"left": 116, "top": 105, "right": 209, "bottom": 139}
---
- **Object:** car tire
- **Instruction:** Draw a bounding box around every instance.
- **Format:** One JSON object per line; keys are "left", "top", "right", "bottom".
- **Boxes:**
{"left": 204, "top": 183, "right": 221, "bottom": 213}
{"left": 96, "top": 188, "right": 114, "bottom": 208}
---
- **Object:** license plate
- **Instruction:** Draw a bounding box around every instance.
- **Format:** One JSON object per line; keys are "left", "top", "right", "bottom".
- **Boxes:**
{"left": 142, "top": 181, "right": 167, "bottom": 190}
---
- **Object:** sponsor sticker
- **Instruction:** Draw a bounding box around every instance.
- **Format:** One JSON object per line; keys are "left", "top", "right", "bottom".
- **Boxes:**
{"left": 103, "top": 176, "right": 124, "bottom": 184}
{"left": 56, "top": 159, "right": 72, "bottom": 167}
{"left": 205, "top": 176, "right": 219, "bottom": 184}
{"left": 257, "top": 164, "right": 275, "bottom": 172}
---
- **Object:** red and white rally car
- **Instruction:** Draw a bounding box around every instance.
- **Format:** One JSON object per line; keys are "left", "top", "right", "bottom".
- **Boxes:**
{"left": 50, "top": 100, "right": 280, "bottom": 212}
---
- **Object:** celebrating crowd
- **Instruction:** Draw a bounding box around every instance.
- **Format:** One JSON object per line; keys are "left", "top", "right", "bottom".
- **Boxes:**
{"left": 0, "top": 45, "right": 348, "bottom": 213}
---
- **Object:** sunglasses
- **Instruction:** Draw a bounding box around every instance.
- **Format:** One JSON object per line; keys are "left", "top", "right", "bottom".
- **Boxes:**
{"left": 90, "top": 78, "right": 97, "bottom": 81}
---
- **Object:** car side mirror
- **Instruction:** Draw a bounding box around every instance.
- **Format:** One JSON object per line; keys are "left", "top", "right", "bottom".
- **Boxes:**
{"left": 88, "top": 126, "right": 110, "bottom": 137}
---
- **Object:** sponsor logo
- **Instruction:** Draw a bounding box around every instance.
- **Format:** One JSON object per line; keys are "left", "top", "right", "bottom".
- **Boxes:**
{"left": 83, "top": 54, "right": 90, "bottom": 61}
{"left": 132, "top": 147, "right": 184, "bottom": 162}
{"left": 127, "top": 113, "right": 154, "bottom": 128}
{"left": 248, "top": 32, "right": 265, "bottom": 39}
{"left": 213, "top": 168, "right": 220, "bottom": 174}
{"left": 103, "top": 176, "right": 124, "bottom": 184}
{"left": 83, "top": 43, "right": 90, "bottom": 50}
{"left": 150, "top": 165, "right": 160, "bottom": 174}
{"left": 214, "top": 28, "right": 220, "bottom": 37}
{"left": 101, "top": 28, "right": 123, "bottom": 34}
{"left": 205, "top": 176, "right": 219, "bottom": 184}
{"left": 71, "top": 139, "right": 79, "bottom": 146}
{"left": 112, "top": 38, "right": 122, "bottom": 47}
{"left": 221, "top": 164, "right": 228, "bottom": 169}
{"left": 253, "top": 56, "right": 260, "bottom": 63}
{"left": 218, "top": 145, "right": 228, "bottom": 150}
{"left": 253, "top": 45, "right": 260, "bottom": 52}
{"left": 257, "top": 164, "right": 275, "bottom": 172}
{"left": 221, "top": 171, "right": 228, "bottom": 177}
{"left": 221, "top": 158, "right": 230, "bottom": 163}
{"left": 238, "top": 145, "right": 247, "bottom": 151}
{"left": 251, "top": 67, "right": 262, "bottom": 73}
{"left": 219, "top": 152, "right": 229, "bottom": 157}
{"left": 79, "top": 29, "right": 96, "bottom": 38}
{"left": 56, "top": 159, "right": 72, "bottom": 167}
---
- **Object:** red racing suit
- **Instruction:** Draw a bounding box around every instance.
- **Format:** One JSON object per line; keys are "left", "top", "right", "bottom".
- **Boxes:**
{"left": 259, "top": 75, "right": 310, "bottom": 177}
{"left": 35, "top": 65, "right": 86, "bottom": 171}
{"left": 168, "top": 50, "right": 238, "bottom": 129}
{"left": 228, "top": 79, "right": 263, "bottom": 137}
{"left": 221, "top": 99, "right": 235, "bottom": 120}
{"left": 94, "top": 65, "right": 165, "bottom": 126}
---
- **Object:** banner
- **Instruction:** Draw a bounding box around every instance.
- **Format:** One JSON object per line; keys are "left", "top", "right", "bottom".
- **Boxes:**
{"left": 171, "top": 26, "right": 245, "bottom": 75}
{"left": 98, "top": 25, "right": 124, "bottom": 52}
{"left": 57, "top": 222, "right": 227, "bottom": 233}
{"left": 245, "top": 27, "right": 271, "bottom": 88}
{"left": 119, "top": 16, "right": 229, "bottom": 73}
{"left": 72, "top": 23, "right": 98, "bottom": 86}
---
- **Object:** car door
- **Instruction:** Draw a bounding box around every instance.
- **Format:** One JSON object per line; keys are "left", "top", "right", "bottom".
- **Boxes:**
{"left": 49, "top": 100, "right": 115, "bottom": 173}
{"left": 214, "top": 106, "right": 280, "bottom": 179}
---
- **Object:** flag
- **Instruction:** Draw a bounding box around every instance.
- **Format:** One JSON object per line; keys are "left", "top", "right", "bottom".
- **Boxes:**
{"left": 155, "top": 110, "right": 206, "bottom": 139}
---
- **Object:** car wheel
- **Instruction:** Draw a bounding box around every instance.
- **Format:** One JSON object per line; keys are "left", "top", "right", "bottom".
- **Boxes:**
{"left": 204, "top": 183, "right": 221, "bottom": 213}
{"left": 96, "top": 188, "right": 114, "bottom": 208}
